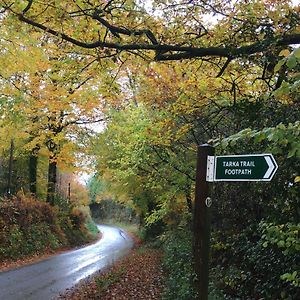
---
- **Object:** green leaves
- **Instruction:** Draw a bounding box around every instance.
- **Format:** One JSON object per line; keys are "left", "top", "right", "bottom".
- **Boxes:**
{"left": 256, "top": 222, "right": 300, "bottom": 291}
{"left": 274, "top": 47, "right": 300, "bottom": 72}
{"left": 260, "top": 222, "right": 300, "bottom": 255}
{"left": 162, "top": 227, "right": 198, "bottom": 300}
{"left": 286, "top": 55, "right": 297, "bottom": 69}
{"left": 281, "top": 271, "right": 300, "bottom": 288}
{"left": 274, "top": 58, "right": 286, "bottom": 72}
{"left": 294, "top": 48, "right": 300, "bottom": 59}
{"left": 219, "top": 121, "right": 300, "bottom": 159}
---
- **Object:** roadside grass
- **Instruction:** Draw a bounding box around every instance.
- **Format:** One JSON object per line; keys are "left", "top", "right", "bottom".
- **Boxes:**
{"left": 95, "top": 219, "right": 144, "bottom": 240}
{"left": 85, "top": 217, "right": 100, "bottom": 238}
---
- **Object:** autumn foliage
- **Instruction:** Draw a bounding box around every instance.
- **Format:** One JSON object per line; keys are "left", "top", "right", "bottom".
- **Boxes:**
{"left": 0, "top": 194, "right": 98, "bottom": 263}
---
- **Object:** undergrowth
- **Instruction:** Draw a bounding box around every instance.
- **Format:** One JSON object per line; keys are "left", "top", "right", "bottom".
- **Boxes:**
{"left": 161, "top": 226, "right": 198, "bottom": 300}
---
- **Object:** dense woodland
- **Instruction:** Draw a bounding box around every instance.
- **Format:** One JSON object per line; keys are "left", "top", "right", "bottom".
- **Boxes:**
{"left": 0, "top": 0, "right": 300, "bottom": 299}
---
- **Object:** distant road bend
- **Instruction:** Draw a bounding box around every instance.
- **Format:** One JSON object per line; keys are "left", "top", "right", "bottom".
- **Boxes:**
{"left": 0, "top": 225, "right": 133, "bottom": 300}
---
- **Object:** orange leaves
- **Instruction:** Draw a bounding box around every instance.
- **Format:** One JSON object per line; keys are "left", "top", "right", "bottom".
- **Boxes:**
{"left": 59, "top": 248, "right": 164, "bottom": 300}
{"left": 0, "top": 194, "right": 57, "bottom": 232}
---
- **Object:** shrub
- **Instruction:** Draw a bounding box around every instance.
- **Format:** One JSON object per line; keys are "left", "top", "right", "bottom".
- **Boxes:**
{"left": 161, "top": 226, "right": 198, "bottom": 300}
{"left": 210, "top": 226, "right": 300, "bottom": 300}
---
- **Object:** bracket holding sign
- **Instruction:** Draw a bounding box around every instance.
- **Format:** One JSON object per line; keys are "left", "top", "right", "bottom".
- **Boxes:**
{"left": 206, "top": 153, "right": 278, "bottom": 182}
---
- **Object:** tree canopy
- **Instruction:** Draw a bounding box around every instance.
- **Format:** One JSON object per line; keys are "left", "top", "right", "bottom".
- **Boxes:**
{"left": 1, "top": 1, "right": 299, "bottom": 67}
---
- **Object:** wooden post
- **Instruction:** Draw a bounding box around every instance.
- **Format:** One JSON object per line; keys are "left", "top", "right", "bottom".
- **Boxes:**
{"left": 193, "top": 144, "right": 214, "bottom": 299}
{"left": 68, "top": 182, "right": 71, "bottom": 203}
{"left": 7, "top": 139, "right": 14, "bottom": 197}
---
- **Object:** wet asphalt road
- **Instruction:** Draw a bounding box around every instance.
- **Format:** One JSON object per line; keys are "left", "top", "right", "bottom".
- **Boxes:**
{"left": 0, "top": 225, "right": 133, "bottom": 300}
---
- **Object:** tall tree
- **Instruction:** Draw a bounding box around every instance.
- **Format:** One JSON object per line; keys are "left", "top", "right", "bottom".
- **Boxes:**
{"left": 0, "top": 28, "right": 108, "bottom": 202}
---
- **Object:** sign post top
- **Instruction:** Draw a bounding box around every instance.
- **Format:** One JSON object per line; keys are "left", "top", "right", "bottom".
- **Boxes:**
{"left": 207, "top": 153, "right": 278, "bottom": 182}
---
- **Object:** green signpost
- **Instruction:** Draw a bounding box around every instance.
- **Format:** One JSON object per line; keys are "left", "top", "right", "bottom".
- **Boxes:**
{"left": 194, "top": 149, "right": 278, "bottom": 300}
{"left": 207, "top": 153, "right": 278, "bottom": 182}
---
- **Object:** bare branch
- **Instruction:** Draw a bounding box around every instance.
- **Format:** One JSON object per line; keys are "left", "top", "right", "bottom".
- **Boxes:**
{"left": 69, "top": 76, "right": 93, "bottom": 94}
{"left": 216, "top": 57, "right": 232, "bottom": 77}
{"left": 22, "top": 0, "right": 33, "bottom": 14}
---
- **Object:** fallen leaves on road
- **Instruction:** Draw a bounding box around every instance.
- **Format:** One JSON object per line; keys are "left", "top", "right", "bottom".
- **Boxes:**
{"left": 59, "top": 248, "right": 164, "bottom": 300}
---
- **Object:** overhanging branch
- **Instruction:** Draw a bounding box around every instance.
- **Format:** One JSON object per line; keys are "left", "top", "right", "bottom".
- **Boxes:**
{"left": 14, "top": 9, "right": 300, "bottom": 62}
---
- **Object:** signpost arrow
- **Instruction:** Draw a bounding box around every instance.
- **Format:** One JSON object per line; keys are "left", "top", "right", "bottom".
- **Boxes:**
{"left": 207, "top": 153, "right": 278, "bottom": 182}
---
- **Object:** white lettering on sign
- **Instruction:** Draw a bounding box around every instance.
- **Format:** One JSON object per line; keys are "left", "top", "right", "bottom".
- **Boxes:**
{"left": 224, "top": 169, "right": 252, "bottom": 175}
{"left": 222, "top": 161, "right": 255, "bottom": 167}
{"left": 240, "top": 161, "right": 255, "bottom": 167}
{"left": 223, "top": 161, "right": 239, "bottom": 167}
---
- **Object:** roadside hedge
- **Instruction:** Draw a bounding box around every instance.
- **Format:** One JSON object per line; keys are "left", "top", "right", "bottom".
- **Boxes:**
{"left": 0, "top": 194, "right": 98, "bottom": 261}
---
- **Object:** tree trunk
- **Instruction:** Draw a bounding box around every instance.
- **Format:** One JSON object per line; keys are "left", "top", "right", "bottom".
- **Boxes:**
{"left": 185, "top": 182, "right": 193, "bottom": 213}
{"left": 29, "top": 146, "right": 39, "bottom": 196}
{"left": 47, "top": 156, "right": 57, "bottom": 206}
{"left": 7, "top": 139, "right": 14, "bottom": 197}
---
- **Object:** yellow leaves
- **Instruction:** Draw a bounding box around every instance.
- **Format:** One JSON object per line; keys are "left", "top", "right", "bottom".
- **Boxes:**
{"left": 7, "top": 1, "right": 29, "bottom": 13}
{"left": 148, "top": 115, "right": 192, "bottom": 147}
{"left": 57, "top": 143, "right": 79, "bottom": 170}
{"left": 22, "top": 136, "right": 43, "bottom": 152}
{"left": 174, "top": 124, "right": 192, "bottom": 141}
{"left": 0, "top": 49, "right": 105, "bottom": 175}
{"left": 279, "top": 49, "right": 290, "bottom": 57}
{"left": 0, "top": 120, "right": 30, "bottom": 153}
